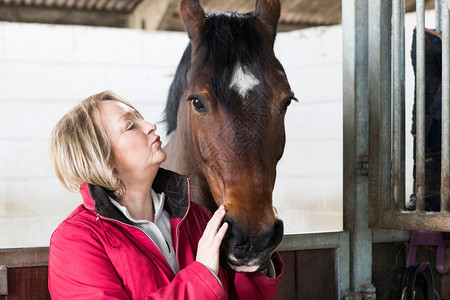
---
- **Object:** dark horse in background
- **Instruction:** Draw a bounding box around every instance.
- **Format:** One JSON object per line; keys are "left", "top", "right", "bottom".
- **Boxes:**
{"left": 162, "top": 0, "right": 296, "bottom": 273}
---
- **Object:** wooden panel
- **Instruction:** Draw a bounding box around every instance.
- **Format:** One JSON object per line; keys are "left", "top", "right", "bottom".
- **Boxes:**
{"left": 0, "top": 0, "right": 141, "bottom": 12}
{"left": 7, "top": 267, "right": 50, "bottom": 300}
{"left": 296, "top": 249, "right": 336, "bottom": 299}
{"left": 0, "top": 6, "right": 129, "bottom": 27}
{"left": 372, "top": 242, "right": 407, "bottom": 299}
{"left": 276, "top": 249, "right": 337, "bottom": 299}
{"left": 276, "top": 251, "right": 297, "bottom": 300}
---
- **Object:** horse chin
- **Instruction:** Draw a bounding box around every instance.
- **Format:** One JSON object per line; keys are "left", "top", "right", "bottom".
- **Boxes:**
{"left": 219, "top": 252, "right": 272, "bottom": 273}
{"left": 231, "top": 265, "right": 260, "bottom": 273}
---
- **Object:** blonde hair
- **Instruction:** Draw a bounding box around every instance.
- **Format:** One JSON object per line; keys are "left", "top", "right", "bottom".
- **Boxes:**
{"left": 49, "top": 91, "right": 143, "bottom": 196}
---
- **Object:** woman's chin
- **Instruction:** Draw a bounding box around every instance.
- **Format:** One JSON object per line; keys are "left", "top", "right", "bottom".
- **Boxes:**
{"left": 159, "top": 150, "right": 167, "bottom": 163}
{"left": 152, "top": 151, "right": 167, "bottom": 166}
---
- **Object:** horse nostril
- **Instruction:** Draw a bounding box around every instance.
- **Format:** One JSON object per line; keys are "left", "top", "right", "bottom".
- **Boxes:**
{"left": 268, "top": 219, "right": 284, "bottom": 250}
{"left": 223, "top": 218, "right": 248, "bottom": 248}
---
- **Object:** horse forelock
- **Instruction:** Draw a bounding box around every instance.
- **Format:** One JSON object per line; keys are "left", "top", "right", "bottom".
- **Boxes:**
{"left": 200, "top": 11, "right": 271, "bottom": 110}
{"left": 164, "top": 9, "right": 278, "bottom": 135}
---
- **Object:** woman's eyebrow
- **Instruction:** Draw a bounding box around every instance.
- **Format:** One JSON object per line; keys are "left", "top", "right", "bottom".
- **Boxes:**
{"left": 119, "top": 111, "right": 135, "bottom": 122}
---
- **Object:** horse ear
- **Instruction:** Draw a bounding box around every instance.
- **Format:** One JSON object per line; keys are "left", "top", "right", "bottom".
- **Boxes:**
{"left": 179, "top": 0, "right": 206, "bottom": 40}
{"left": 254, "top": 0, "right": 281, "bottom": 43}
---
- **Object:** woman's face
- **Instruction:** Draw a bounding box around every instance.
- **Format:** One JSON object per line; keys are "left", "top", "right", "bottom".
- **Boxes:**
{"left": 98, "top": 100, "right": 166, "bottom": 181}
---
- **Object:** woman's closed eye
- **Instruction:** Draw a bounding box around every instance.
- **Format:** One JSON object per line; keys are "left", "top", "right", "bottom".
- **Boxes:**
{"left": 125, "top": 120, "right": 135, "bottom": 132}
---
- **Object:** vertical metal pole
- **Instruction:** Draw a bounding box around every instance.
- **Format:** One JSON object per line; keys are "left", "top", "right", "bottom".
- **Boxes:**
{"left": 436, "top": 0, "right": 442, "bottom": 33}
{"left": 441, "top": 3, "right": 450, "bottom": 212}
{"left": 343, "top": 0, "right": 372, "bottom": 293}
{"left": 368, "top": 0, "right": 392, "bottom": 213}
{"left": 0, "top": 266, "right": 7, "bottom": 296}
{"left": 392, "top": 0, "right": 406, "bottom": 209}
{"left": 415, "top": 0, "right": 426, "bottom": 211}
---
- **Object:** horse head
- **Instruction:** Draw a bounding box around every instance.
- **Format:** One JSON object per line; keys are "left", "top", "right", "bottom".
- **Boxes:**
{"left": 163, "top": 0, "right": 296, "bottom": 272}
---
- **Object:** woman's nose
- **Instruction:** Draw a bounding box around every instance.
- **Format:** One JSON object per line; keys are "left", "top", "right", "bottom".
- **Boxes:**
{"left": 143, "top": 121, "right": 156, "bottom": 134}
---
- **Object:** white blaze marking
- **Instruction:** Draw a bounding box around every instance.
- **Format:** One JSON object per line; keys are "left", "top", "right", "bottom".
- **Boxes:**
{"left": 229, "top": 63, "right": 260, "bottom": 97}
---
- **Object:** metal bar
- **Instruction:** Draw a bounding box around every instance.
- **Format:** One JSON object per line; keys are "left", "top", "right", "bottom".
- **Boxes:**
{"left": 278, "top": 232, "right": 348, "bottom": 251}
{"left": 374, "top": 211, "right": 450, "bottom": 231}
{"left": 0, "top": 266, "right": 7, "bottom": 296}
{"left": 415, "top": 0, "right": 426, "bottom": 211}
{"left": 441, "top": 4, "right": 450, "bottom": 212}
{"left": 368, "top": 0, "right": 392, "bottom": 216}
{"left": 392, "top": 0, "right": 406, "bottom": 210}
{"left": 343, "top": 0, "right": 369, "bottom": 231}
{"left": 372, "top": 228, "right": 411, "bottom": 243}
{"left": 343, "top": 0, "right": 372, "bottom": 293}
{"left": 336, "top": 232, "right": 350, "bottom": 300}
{"left": 436, "top": 0, "right": 442, "bottom": 33}
{"left": 0, "top": 248, "right": 48, "bottom": 268}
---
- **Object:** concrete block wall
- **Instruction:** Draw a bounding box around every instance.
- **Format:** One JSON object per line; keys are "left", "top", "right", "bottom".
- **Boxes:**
{"left": 0, "top": 21, "right": 344, "bottom": 247}
{"left": 274, "top": 27, "right": 343, "bottom": 233}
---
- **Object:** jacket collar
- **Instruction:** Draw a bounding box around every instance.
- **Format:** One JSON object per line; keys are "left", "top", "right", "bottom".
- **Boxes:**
{"left": 80, "top": 168, "right": 190, "bottom": 223}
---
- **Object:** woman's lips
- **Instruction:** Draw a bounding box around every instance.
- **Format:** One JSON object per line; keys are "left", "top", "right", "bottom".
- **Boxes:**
{"left": 152, "top": 135, "right": 161, "bottom": 144}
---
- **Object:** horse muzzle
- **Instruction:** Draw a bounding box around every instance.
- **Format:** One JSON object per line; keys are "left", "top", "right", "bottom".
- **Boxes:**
{"left": 219, "top": 216, "right": 284, "bottom": 272}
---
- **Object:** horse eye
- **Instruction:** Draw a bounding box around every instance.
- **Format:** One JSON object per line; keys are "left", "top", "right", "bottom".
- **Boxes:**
{"left": 282, "top": 96, "right": 298, "bottom": 112}
{"left": 192, "top": 98, "right": 207, "bottom": 112}
{"left": 282, "top": 99, "right": 292, "bottom": 111}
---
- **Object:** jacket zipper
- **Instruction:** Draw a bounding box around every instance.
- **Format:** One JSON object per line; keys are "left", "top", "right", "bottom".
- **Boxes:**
{"left": 175, "top": 178, "right": 191, "bottom": 270}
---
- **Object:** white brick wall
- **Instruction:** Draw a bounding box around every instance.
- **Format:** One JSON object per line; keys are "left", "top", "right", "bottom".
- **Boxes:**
{"left": 273, "top": 25, "right": 343, "bottom": 233}
{"left": 0, "top": 20, "right": 347, "bottom": 247}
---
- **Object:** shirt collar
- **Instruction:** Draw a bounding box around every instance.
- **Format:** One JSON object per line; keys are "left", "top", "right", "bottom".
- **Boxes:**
{"left": 80, "top": 168, "right": 190, "bottom": 221}
{"left": 109, "top": 189, "right": 166, "bottom": 224}
{"left": 152, "top": 189, "right": 166, "bottom": 221}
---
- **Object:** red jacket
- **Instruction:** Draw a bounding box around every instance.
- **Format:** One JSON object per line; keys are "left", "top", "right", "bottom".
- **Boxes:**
{"left": 48, "top": 168, "right": 283, "bottom": 299}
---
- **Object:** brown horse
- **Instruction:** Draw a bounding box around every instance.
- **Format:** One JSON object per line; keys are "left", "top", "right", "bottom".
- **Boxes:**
{"left": 162, "top": 0, "right": 296, "bottom": 272}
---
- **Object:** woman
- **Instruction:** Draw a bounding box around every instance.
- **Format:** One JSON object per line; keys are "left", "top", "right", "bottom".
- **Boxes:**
{"left": 48, "top": 91, "right": 283, "bottom": 299}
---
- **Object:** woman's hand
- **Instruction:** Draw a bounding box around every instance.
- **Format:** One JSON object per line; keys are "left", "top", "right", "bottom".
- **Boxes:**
{"left": 196, "top": 205, "right": 228, "bottom": 275}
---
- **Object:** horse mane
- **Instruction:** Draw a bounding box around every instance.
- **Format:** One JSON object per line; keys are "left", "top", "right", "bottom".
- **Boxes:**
{"left": 164, "top": 11, "right": 271, "bottom": 135}
{"left": 164, "top": 43, "right": 191, "bottom": 135}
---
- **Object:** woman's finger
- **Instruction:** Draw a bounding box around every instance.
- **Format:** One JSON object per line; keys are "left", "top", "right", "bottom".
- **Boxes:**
{"left": 212, "top": 222, "right": 228, "bottom": 249}
{"left": 196, "top": 205, "right": 228, "bottom": 275}
{"left": 203, "top": 205, "right": 226, "bottom": 236}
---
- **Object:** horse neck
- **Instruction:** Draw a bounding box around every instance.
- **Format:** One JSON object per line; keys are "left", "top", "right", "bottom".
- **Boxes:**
{"left": 161, "top": 131, "right": 217, "bottom": 212}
